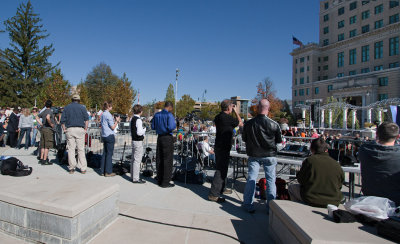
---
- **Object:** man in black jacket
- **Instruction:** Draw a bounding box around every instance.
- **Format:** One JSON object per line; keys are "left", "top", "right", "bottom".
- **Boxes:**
{"left": 7, "top": 108, "right": 19, "bottom": 148}
{"left": 359, "top": 122, "right": 400, "bottom": 205}
{"left": 242, "top": 99, "right": 282, "bottom": 213}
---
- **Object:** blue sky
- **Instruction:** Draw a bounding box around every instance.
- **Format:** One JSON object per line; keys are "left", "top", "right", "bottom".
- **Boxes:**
{"left": 0, "top": 0, "right": 320, "bottom": 104}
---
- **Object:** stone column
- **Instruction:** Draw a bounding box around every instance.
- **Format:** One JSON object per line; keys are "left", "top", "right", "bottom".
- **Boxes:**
{"left": 367, "top": 108, "right": 372, "bottom": 123}
{"left": 343, "top": 108, "right": 348, "bottom": 129}
{"left": 320, "top": 109, "right": 325, "bottom": 129}
{"left": 302, "top": 108, "right": 306, "bottom": 128}
{"left": 378, "top": 109, "right": 382, "bottom": 125}
{"left": 328, "top": 109, "right": 332, "bottom": 129}
{"left": 352, "top": 110, "right": 357, "bottom": 130}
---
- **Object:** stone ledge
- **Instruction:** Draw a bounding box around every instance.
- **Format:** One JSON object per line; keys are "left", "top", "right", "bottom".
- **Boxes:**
{"left": 268, "top": 200, "right": 394, "bottom": 244}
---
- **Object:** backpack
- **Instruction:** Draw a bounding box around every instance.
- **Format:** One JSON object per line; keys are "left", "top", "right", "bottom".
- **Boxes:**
{"left": 258, "top": 178, "right": 267, "bottom": 200}
{"left": 276, "top": 178, "right": 290, "bottom": 200}
{"left": 0, "top": 157, "right": 32, "bottom": 177}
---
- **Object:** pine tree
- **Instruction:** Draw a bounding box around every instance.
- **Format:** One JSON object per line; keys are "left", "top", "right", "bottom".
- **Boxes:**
{"left": 0, "top": 1, "right": 56, "bottom": 107}
{"left": 165, "top": 83, "right": 175, "bottom": 103}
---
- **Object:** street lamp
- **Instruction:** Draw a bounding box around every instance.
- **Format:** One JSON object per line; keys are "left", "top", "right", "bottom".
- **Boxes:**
{"left": 175, "top": 68, "right": 179, "bottom": 118}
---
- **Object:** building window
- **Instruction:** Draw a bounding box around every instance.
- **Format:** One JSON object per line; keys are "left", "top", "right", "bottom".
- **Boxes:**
{"left": 337, "top": 73, "right": 344, "bottom": 77}
{"left": 338, "top": 7, "right": 345, "bottom": 15}
{"left": 323, "top": 56, "right": 329, "bottom": 62}
{"left": 338, "top": 20, "right": 345, "bottom": 29}
{"left": 323, "top": 26, "right": 329, "bottom": 34}
{"left": 328, "top": 85, "right": 333, "bottom": 92}
{"left": 324, "top": 14, "right": 329, "bottom": 22}
{"left": 300, "top": 67, "right": 305, "bottom": 73}
{"left": 361, "top": 68, "right": 370, "bottom": 73}
{"left": 323, "top": 39, "right": 329, "bottom": 46}
{"left": 390, "top": 1, "right": 399, "bottom": 8}
{"left": 349, "top": 70, "right": 357, "bottom": 76}
{"left": 362, "top": 10, "right": 370, "bottom": 19}
{"left": 375, "top": 4, "right": 383, "bottom": 14}
{"left": 295, "top": 79, "right": 297, "bottom": 85}
{"left": 314, "top": 87, "right": 319, "bottom": 95}
{"left": 307, "top": 66, "right": 310, "bottom": 71}
{"left": 318, "top": 57, "right": 321, "bottom": 62}
{"left": 378, "top": 77, "right": 388, "bottom": 86}
{"left": 350, "top": 1, "right": 357, "bottom": 10}
{"left": 349, "top": 29, "right": 357, "bottom": 37}
{"left": 389, "top": 62, "right": 399, "bottom": 68}
{"left": 349, "top": 15, "right": 357, "bottom": 24}
{"left": 295, "top": 59, "right": 298, "bottom": 64}
{"left": 324, "top": 2, "right": 329, "bottom": 9}
{"left": 337, "top": 52, "right": 344, "bottom": 67}
{"left": 338, "top": 33, "right": 345, "bottom": 41}
{"left": 375, "top": 19, "right": 384, "bottom": 29}
{"left": 349, "top": 49, "right": 357, "bottom": 65}
{"left": 307, "top": 76, "right": 310, "bottom": 83}
{"left": 375, "top": 41, "right": 383, "bottom": 59}
{"left": 318, "top": 66, "right": 321, "bottom": 71}
{"left": 300, "top": 77, "right": 304, "bottom": 84}
{"left": 300, "top": 57, "right": 305, "bottom": 63}
{"left": 362, "top": 25, "right": 370, "bottom": 33}
{"left": 306, "top": 88, "right": 309, "bottom": 95}
{"left": 390, "top": 37, "right": 399, "bottom": 56}
{"left": 374, "top": 65, "right": 384, "bottom": 71}
{"left": 389, "top": 14, "right": 399, "bottom": 24}
{"left": 307, "top": 56, "right": 309, "bottom": 61}
{"left": 378, "top": 94, "right": 388, "bottom": 101}
{"left": 323, "top": 65, "right": 329, "bottom": 70}
{"left": 362, "top": 1, "right": 369, "bottom": 5}
{"left": 295, "top": 69, "right": 297, "bottom": 74}
{"left": 362, "top": 45, "right": 370, "bottom": 62}
{"left": 299, "top": 89, "right": 304, "bottom": 96}
{"left": 294, "top": 90, "right": 297, "bottom": 96}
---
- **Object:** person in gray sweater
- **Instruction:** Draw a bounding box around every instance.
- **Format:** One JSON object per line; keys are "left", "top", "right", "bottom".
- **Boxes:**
{"left": 17, "top": 108, "right": 33, "bottom": 150}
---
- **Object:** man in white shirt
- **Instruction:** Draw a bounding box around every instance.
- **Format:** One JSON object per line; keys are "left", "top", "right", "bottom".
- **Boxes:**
{"left": 130, "top": 104, "right": 146, "bottom": 183}
{"left": 201, "top": 136, "right": 215, "bottom": 162}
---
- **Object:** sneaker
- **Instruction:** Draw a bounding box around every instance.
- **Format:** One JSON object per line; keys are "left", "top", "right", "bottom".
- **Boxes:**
{"left": 132, "top": 179, "right": 146, "bottom": 184}
{"left": 105, "top": 173, "right": 116, "bottom": 177}
{"left": 42, "top": 159, "right": 53, "bottom": 165}
{"left": 38, "top": 159, "right": 44, "bottom": 164}
{"left": 81, "top": 170, "right": 86, "bottom": 174}
{"left": 208, "top": 195, "right": 225, "bottom": 203}
{"left": 69, "top": 169, "right": 75, "bottom": 174}
{"left": 223, "top": 188, "right": 233, "bottom": 194}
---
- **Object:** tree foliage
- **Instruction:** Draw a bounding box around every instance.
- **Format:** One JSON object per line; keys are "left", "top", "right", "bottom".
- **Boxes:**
{"left": 0, "top": 1, "right": 57, "bottom": 107}
{"left": 199, "top": 102, "right": 220, "bottom": 121}
{"left": 105, "top": 73, "right": 137, "bottom": 115}
{"left": 251, "top": 77, "right": 282, "bottom": 120}
{"left": 76, "top": 82, "right": 91, "bottom": 110}
{"left": 165, "top": 83, "right": 175, "bottom": 115}
{"left": 37, "top": 69, "right": 71, "bottom": 107}
{"left": 176, "top": 94, "right": 195, "bottom": 118}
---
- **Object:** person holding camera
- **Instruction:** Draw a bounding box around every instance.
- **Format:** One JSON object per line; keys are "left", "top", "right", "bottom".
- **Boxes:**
{"left": 100, "top": 101, "right": 120, "bottom": 177}
{"left": 61, "top": 94, "right": 89, "bottom": 174}
{"left": 130, "top": 104, "right": 146, "bottom": 183}
{"left": 209, "top": 99, "right": 243, "bottom": 203}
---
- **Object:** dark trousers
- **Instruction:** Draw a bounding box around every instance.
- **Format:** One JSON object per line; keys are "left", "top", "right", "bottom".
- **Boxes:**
{"left": 9, "top": 132, "right": 18, "bottom": 148}
{"left": 210, "top": 148, "right": 230, "bottom": 197}
{"left": 17, "top": 128, "right": 31, "bottom": 149}
{"left": 101, "top": 134, "right": 115, "bottom": 174}
{"left": 156, "top": 135, "right": 174, "bottom": 186}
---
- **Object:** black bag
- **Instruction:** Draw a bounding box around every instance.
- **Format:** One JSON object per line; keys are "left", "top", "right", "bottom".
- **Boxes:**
{"left": 332, "top": 209, "right": 357, "bottom": 223}
{"left": 0, "top": 157, "right": 32, "bottom": 177}
{"left": 173, "top": 169, "right": 205, "bottom": 184}
{"left": 377, "top": 218, "right": 400, "bottom": 243}
{"left": 142, "top": 169, "right": 153, "bottom": 177}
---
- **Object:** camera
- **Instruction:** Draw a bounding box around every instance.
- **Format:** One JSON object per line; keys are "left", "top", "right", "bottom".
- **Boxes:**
{"left": 185, "top": 111, "right": 197, "bottom": 122}
{"left": 114, "top": 113, "right": 128, "bottom": 122}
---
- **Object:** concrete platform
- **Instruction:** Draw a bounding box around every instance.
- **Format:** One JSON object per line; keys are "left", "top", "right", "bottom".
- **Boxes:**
{"left": 269, "top": 200, "right": 395, "bottom": 244}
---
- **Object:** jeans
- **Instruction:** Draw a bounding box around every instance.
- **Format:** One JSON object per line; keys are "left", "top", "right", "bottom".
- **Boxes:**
{"left": 101, "top": 134, "right": 115, "bottom": 174}
{"left": 17, "top": 128, "right": 31, "bottom": 149}
{"left": 243, "top": 156, "right": 277, "bottom": 212}
{"left": 31, "top": 127, "right": 38, "bottom": 146}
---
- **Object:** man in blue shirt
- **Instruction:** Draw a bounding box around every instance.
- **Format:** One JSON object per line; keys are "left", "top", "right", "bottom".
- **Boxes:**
{"left": 151, "top": 101, "right": 176, "bottom": 188}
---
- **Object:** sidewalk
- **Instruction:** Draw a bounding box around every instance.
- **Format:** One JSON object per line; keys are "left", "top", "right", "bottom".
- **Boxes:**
{"left": 0, "top": 146, "right": 272, "bottom": 244}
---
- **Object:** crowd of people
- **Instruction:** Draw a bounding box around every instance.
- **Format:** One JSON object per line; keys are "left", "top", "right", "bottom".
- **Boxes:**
{"left": 1, "top": 96, "right": 399, "bottom": 213}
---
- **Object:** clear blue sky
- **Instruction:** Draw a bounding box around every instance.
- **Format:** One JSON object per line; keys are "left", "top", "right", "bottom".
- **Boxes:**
{"left": 0, "top": 0, "right": 320, "bottom": 104}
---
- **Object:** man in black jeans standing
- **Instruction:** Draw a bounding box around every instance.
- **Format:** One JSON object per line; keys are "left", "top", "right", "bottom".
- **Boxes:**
{"left": 151, "top": 101, "right": 176, "bottom": 188}
{"left": 209, "top": 99, "right": 243, "bottom": 202}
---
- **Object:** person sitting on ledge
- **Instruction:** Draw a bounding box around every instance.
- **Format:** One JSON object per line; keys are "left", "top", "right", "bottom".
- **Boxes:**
{"left": 288, "top": 137, "right": 344, "bottom": 207}
{"left": 358, "top": 122, "right": 400, "bottom": 206}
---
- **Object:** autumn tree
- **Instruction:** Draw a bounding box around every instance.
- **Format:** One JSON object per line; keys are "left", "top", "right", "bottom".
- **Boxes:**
{"left": 105, "top": 73, "right": 137, "bottom": 115}
{"left": 176, "top": 94, "right": 195, "bottom": 118}
{"left": 76, "top": 82, "right": 91, "bottom": 110}
{"left": 0, "top": 1, "right": 57, "bottom": 107}
{"left": 199, "top": 103, "right": 220, "bottom": 121}
{"left": 37, "top": 69, "right": 71, "bottom": 107}
{"left": 251, "top": 77, "right": 282, "bottom": 121}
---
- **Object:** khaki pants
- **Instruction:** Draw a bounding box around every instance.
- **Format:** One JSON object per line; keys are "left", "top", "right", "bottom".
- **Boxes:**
{"left": 66, "top": 127, "right": 87, "bottom": 171}
{"left": 131, "top": 140, "right": 144, "bottom": 181}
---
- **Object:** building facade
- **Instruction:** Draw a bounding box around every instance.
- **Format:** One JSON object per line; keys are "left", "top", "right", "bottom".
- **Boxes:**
{"left": 291, "top": 0, "right": 400, "bottom": 123}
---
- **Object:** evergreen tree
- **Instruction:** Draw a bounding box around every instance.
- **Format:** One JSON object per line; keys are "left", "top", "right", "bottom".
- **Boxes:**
{"left": 165, "top": 83, "right": 175, "bottom": 103}
{"left": 84, "top": 62, "right": 119, "bottom": 108}
{"left": 0, "top": 1, "right": 56, "bottom": 107}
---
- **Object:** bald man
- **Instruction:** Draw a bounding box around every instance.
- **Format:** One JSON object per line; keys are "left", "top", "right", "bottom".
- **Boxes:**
{"left": 242, "top": 99, "right": 282, "bottom": 213}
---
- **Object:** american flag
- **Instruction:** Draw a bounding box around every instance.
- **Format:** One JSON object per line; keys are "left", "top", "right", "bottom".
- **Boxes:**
{"left": 292, "top": 36, "right": 303, "bottom": 46}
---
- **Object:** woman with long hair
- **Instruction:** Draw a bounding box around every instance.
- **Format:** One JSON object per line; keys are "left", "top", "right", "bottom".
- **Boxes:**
{"left": 100, "top": 101, "right": 120, "bottom": 177}
{"left": 17, "top": 108, "right": 33, "bottom": 150}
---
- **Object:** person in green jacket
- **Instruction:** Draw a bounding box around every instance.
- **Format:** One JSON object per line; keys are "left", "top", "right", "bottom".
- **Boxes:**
{"left": 288, "top": 137, "right": 344, "bottom": 207}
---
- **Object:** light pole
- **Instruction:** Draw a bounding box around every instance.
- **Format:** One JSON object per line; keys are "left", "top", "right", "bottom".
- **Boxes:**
{"left": 175, "top": 68, "right": 179, "bottom": 118}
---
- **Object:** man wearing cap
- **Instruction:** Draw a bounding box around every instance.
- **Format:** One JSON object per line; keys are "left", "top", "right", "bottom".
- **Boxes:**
{"left": 61, "top": 94, "right": 89, "bottom": 174}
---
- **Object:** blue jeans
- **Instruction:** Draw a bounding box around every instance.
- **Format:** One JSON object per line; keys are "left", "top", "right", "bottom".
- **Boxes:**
{"left": 31, "top": 127, "right": 38, "bottom": 146}
{"left": 243, "top": 157, "right": 277, "bottom": 212}
{"left": 17, "top": 128, "right": 31, "bottom": 149}
{"left": 100, "top": 135, "right": 115, "bottom": 174}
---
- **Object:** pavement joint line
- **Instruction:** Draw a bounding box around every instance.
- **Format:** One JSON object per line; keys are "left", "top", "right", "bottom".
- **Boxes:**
{"left": 118, "top": 213, "right": 244, "bottom": 244}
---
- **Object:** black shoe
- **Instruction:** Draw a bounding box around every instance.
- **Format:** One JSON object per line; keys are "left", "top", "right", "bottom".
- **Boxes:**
{"left": 132, "top": 179, "right": 146, "bottom": 184}
{"left": 208, "top": 195, "right": 226, "bottom": 203}
{"left": 38, "top": 159, "right": 44, "bottom": 164}
{"left": 161, "top": 183, "right": 175, "bottom": 188}
{"left": 42, "top": 160, "right": 53, "bottom": 165}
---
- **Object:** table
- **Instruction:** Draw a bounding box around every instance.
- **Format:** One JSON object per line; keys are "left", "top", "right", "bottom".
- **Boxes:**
{"left": 229, "top": 151, "right": 361, "bottom": 199}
